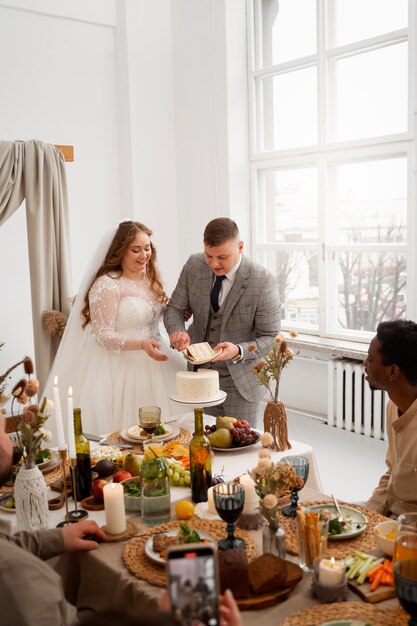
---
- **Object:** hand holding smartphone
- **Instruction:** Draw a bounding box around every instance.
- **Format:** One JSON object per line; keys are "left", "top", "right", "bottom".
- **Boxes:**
{"left": 166, "top": 543, "right": 220, "bottom": 626}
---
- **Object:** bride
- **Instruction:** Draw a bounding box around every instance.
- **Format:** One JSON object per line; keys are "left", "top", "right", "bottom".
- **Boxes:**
{"left": 43, "top": 220, "right": 185, "bottom": 439}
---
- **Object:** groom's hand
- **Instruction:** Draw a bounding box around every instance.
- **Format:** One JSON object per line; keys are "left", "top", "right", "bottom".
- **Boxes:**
{"left": 169, "top": 331, "right": 190, "bottom": 352}
{"left": 212, "top": 342, "right": 240, "bottom": 362}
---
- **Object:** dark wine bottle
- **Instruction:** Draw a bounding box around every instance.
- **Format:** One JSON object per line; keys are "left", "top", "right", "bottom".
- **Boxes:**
{"left": 73, "top": 407, "right": 92, "bottom": 501}
{"left": 189, "top": 407, "right": 212, "bottom": 503}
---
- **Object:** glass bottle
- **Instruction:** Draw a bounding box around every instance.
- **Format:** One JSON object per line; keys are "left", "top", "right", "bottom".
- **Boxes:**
{"left": 141, "top": 442, "right": 171, "bottom": 526}
{"left": 189, "top": 407, "right": 212, "bottom": 503}
{"left": 73, "top": 408, "right": 92, "bottom": 501}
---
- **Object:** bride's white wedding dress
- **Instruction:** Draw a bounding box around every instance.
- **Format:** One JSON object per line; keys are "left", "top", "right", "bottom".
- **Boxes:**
{"left": 45, "top": 273, "right": 185, "bottom": 438}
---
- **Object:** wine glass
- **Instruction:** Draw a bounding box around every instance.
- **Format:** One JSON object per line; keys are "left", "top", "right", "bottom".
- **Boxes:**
{"left": 139, "top": 406, "right": 161, "bottom": 440}
{"left": 213, "top": 482, "right": 246, "bottom": 550}
{"left": 281, "top": 455, "right": 309, "bottom": 518}
{"left": 394, "top": 560, "right": 417, "bottom": 625}
{"left": 394, "top": 513, "right": 417, "bottom": 564}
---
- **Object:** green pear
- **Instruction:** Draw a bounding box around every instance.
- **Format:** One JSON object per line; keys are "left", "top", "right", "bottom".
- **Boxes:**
{"left": 208, "top": 428, "right": 233, "bottom": 448}
{"left": 123, "top": 453, "right": 142, "bottom": 477}
{"left": 216, "top": 416, "right": 234, "bottom": 431}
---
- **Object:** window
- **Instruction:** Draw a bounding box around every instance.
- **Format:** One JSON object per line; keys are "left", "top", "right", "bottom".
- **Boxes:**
{"left": 248, "top": 0, "right": 415, "bottom": 341}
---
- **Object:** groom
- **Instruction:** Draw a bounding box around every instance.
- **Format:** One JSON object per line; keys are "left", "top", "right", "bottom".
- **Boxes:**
{"left": 164, "top": 217, "right": 280, "bottom": 426}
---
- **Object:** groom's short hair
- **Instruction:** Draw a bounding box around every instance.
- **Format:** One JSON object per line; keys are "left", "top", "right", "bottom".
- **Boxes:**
{"left": 204, "top": 218, "right": 240, "bottom": 247}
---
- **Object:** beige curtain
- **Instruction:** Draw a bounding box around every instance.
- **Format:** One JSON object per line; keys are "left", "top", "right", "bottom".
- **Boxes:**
{"left": 0, "top": 140, "right": 72, "bottom": 390}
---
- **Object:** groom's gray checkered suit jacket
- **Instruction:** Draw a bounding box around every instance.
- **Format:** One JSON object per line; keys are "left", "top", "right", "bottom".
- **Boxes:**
{"left": 164, "top": 253, "right": 281, "bottom": 402}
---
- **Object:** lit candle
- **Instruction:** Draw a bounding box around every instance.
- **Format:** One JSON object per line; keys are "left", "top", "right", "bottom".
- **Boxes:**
{"left": 103, "top": 483, "right": 127, "bottom": 534}
{"left": 53, "top": 376, "right": 66, "bottom": 451}
{"left": 239, "top": 473, "right": 258, "bottom": 514}
{"left": 67, "top": 387, "right": 76, "bottom": 460}
{"left": 207, "top": 487, "right": 217, "bottom": 515}
{"left": 318, "top": 556, "right": 346, "bottom": 586}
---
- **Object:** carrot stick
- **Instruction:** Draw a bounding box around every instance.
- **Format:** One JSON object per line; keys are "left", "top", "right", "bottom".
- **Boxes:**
{"left": 371, "top": 569, "right": 384, "bottom": 591}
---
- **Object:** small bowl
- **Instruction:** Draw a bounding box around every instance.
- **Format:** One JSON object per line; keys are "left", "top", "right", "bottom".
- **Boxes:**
{"left": 373, "top": 520, "right": 399, "bottom": 556}
{"left": 121, "top": 476, "right": 142, "bottom": 512}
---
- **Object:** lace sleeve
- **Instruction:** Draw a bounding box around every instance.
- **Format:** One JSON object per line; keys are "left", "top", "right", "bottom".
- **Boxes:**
{"left": 89, "top": 276, "right": 126, "bottom": 352}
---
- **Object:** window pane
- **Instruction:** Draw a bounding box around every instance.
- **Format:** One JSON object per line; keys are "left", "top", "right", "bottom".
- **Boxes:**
{"left": 337, "top": 251, "right": 406, "bottom": 331}
{"left": 332, "top": 43, "right": 408, "bottom": 141}
{"left": 333, "top": 0, "right": 408, "bottom": 47}
{"left": 257, "top": 249, "right": 319, "bottom": 326}
{"left": 262, "top": 67, "right": 317, "bottom": 151}
{"left": 334, "top": 157, "right": 407, "bottom": 244}
{"left": 256, "top": 0, "right": 316, "bottom": 67}
{"left": 262, "top": 167, "right": 318, "bottom": 242}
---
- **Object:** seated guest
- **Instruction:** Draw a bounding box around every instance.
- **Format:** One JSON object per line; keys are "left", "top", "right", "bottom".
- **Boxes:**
{"left": 365, "top": 320, "right": 417, "bottom": 517}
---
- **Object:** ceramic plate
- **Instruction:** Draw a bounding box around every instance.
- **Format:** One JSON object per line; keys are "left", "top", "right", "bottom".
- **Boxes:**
{"left": 144, "top": 530, "right": 215, "bottom": 566}
{"left": 35, "top": 450, "right": 53, "bottom": 470}
{"left": 304, "top": 504, "right": 367, "bottom": 540}
{"left": 169, "top": 390, "right": 227, "bottom": 407}
{"left": 182, "top": 347, "right": 223, "bottom": 365}
{"left": 40, "top": 451, "right": 61, "bottom": 474}
{"left": 120, "top": 424, "right": 180, "bottom": 444}
{"left": 0, "top": 493, "right": 16, "bottom": 513}
{"left": 211, "top": 429, "right": 262, "bottom": 453}
{"left": 127, "top": 423, "right": 176, "bottom": 442}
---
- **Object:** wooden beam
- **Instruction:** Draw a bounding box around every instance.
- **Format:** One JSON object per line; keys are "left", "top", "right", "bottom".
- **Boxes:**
{"left": 54, "top": 145, "right": 74, "bottom": 162}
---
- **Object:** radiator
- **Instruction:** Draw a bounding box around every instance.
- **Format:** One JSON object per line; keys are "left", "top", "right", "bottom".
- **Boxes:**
{"left": 327, "top": 359, "right": 387, "bottom": 441}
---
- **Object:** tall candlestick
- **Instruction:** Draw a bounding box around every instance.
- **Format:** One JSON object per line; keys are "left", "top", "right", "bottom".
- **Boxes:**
{"left": 240, "top": 473, "right": 259, "bottom": 514}
{"left": 53, "top": 376, "right": 66, "bottom": 451}
{"left": 103, "top": 483, "right": 127, "bottom": 534}
{"left": 67, "top": 387, "right": 76, "bottom": 460}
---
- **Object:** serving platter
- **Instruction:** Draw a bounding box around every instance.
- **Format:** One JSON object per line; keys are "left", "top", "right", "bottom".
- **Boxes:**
{"left": 144, "top": 530, "right": 215, "bottom": 566}
{"left": 304, "top": 504, "right": 367, "bottom": 540}
{"left": 120, "top": 424, "right": 180, "bottom": 444}
{"left": 169, "top": 390, "right": 227, "bottom": 408}
{"left": 211, "top": 428, "right": 262, "bottom": 453}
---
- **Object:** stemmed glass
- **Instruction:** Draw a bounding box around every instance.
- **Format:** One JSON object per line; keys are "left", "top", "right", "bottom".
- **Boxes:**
{"left": 281, "top": 455, "right": 309, "bottom": 518}
{"left": 139, "top": 406, "right": 161, "bottom": 440}
{"left": 394, "top": 560, "right": 417, "bottom": 625}
{"left": 213, "top": 482, "right": 246, "bottom": 550}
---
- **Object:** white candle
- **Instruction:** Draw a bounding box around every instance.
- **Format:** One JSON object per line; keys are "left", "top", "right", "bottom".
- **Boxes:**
{"left": 53, "top": 376, "right": 66, "bottom": 451}
{"left": 318, "top": 557, "right": 346, "bottom": 586}
{"left": 239, "top": 473, "right": 259, "bottom": 514}
{"left": 207, "top": 487, "right": 217, "bottom": 515}
{"left": 103, "top": 483, "right": 127, "bottom": 534}
{"left": 67, "top": 387, "right": 76, "bottom": 460}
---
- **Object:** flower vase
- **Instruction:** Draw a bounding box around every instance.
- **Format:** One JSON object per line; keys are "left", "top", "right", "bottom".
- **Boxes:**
{"left": 263, "top": 400, "right": 292, "bottom": 451}
{"left": 262, "top": 524, "right": 286, "bottom": 559}
{"left": 14, "top": 465, "right": 49, "bottom": 531}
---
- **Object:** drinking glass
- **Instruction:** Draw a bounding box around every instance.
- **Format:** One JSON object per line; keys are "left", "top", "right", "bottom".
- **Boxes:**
{"left": 213, "top": 482, "right": 246, "bottom": 550}
{"left": 394, "top": 513, "right": 417, "bottom": 564}
{"left": 394, "top": 560, "right": 417, "bottom": 625}
{"left": 281, "top": 455, "right": 310, "bottom": 518}
{"left": 139, "top": 406, "right": 161, "bottom": 440}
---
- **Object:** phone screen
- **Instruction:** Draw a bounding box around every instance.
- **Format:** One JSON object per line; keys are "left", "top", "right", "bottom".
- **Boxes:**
{"left": 166, "top": 544, "right": 220, "bottom": 626}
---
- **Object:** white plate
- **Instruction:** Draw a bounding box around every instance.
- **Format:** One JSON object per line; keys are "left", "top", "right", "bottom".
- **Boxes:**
{"left": 144, "top": 530, "right": 215, "bottom": 566}
{"left": 127, "top": 423, "right": 176, "bottom": 442}
{"left": 304, "top": 504, "right": 368, "bottom": 540}
{"left": 120, "top": 424, "right": 180, "bottom": 444}
{"left": 35, "top": 451, "right": 53, "bottom": 470}
{"left": 182, "top": 347, "right": 223, "bottom": 365}
{"left": 169, "top": 390, "right": 227, "bottom": 408}
{"left": 211, "top": 429, "right": 262, "bottom": 453}
{"left": 0, "top": 493, "right": 15, "bottom": 513}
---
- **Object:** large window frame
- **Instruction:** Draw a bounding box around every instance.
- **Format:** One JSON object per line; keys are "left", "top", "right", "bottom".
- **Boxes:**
{"left": 247, "top": 0, "right": 417, "bottom": 343}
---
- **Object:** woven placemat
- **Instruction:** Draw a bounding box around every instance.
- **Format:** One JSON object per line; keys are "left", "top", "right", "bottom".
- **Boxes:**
{"left": 107, "top": 427, "right": 191, "bottom": 453}
{"left": 0, "top": 460, "right": 68, "bottom": 495}
{"left": 123, "top": 517, "right": 256, "bottom": 587}
{"left": 281, "top": 501, "right": 388, "bottom": 559}
{"left": 280, "top": 600, "right": 408, "bottom": 626}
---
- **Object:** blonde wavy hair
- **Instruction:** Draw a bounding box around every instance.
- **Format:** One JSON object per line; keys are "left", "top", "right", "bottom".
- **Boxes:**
{"left": 81, "top": 221, "right": 168, "bottom": 329}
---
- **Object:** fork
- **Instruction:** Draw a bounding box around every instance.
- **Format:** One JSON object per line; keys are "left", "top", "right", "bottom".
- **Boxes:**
{"left": 332, "top": 493, "right": 344, "bottom": 522}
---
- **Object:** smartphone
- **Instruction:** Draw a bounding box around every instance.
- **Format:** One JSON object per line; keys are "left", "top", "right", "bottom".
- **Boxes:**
{"left": 166, "top": 543, "right": 220, "bottom": 626}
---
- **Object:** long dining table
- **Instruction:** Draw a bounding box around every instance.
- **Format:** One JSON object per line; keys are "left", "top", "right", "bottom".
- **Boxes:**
{"left": 0, "top": 413, "right": 403, "bottom": 625}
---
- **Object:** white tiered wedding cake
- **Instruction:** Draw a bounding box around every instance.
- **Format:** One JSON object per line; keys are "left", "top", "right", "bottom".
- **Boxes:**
{"left": 176, "top": 369, "right": 220, "bottom": 402}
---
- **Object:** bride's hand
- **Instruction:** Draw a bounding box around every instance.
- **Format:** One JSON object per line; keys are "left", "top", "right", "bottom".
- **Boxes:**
{"left": 141, "top": 339, "right": 168, "bottom": 362}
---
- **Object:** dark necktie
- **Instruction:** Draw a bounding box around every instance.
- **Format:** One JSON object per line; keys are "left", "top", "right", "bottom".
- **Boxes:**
{"left": 210, "top": 275, "right": 226, "bottom": 312}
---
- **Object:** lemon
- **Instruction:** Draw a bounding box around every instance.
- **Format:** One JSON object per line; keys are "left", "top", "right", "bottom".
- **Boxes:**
{"left": 175, "top": 500, "right": 195, "bottom": 520}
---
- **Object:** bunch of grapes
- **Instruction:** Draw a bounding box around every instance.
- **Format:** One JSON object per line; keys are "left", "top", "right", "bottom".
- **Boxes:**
{"left": 166, "top": 460, "right": 191, "bottom": 487}
{"left": 204, "top": 424, "right": 217, "bottom": 434}
{"left": 230, "top": 427, "right": 260, "bottom": 447}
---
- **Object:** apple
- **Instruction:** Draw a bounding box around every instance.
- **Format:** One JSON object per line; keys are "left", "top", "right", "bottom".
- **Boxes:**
{"left": 91, "top": 478, "right": 108, "bottom": 503}
{"left": 113, "top": 469, "right": 132, "bottom": 483}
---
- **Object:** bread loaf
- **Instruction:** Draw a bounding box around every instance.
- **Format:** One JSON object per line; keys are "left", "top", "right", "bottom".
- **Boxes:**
{"left": 218, "top": 548, "right": 250, "bottom": 599}
{"left": 248, "top": 554, "right": 287, "bottom": 594}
